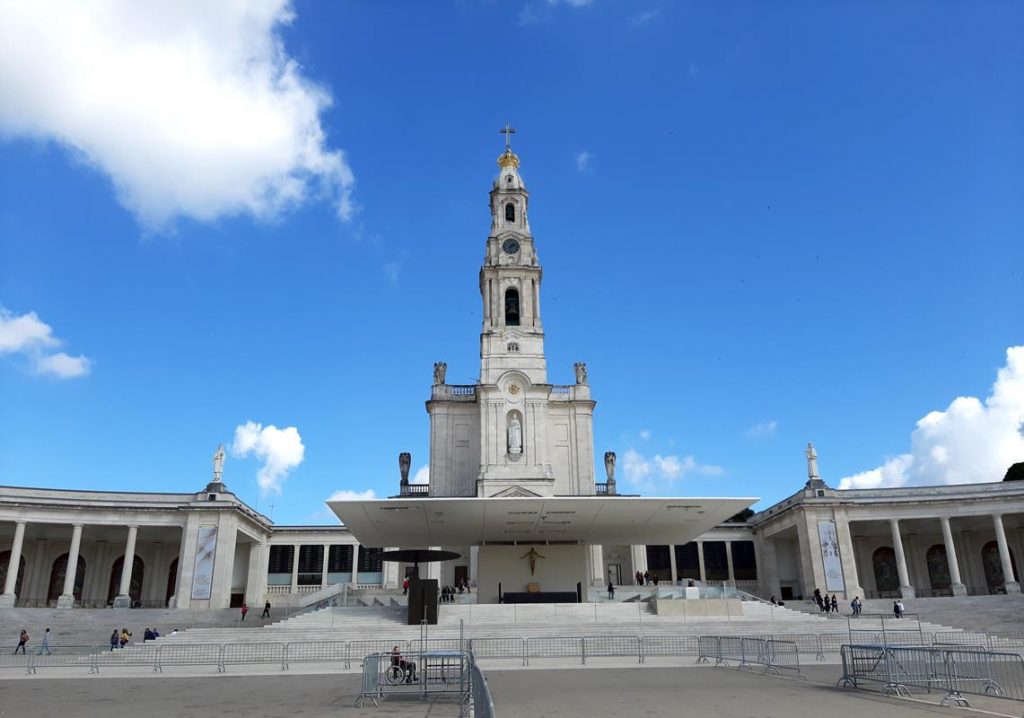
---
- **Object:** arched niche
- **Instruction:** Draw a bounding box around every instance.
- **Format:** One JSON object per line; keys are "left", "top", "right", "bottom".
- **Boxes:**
{"left": 871, "top": 546, "right": 899, "bottom": 593}
{"left": 47, "top": 553, "right": 86, "bottom": 604}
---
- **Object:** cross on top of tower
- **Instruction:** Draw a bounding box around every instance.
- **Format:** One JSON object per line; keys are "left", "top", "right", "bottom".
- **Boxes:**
{"left": 500, "top": 123, "right": 516, "bottom": 151}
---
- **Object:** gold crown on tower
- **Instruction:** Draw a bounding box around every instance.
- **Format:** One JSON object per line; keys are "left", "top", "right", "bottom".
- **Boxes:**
{"left": 497, "top": 149, "right": 520, "bottom": 169}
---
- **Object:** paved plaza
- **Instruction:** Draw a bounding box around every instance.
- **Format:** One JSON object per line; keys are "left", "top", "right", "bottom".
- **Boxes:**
{"left": 0, "top": 664, "right": 1008, "bottom": 718}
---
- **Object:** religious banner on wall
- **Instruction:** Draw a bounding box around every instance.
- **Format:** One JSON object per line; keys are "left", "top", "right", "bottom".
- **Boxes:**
{"left": 191, "top": 526, "right": 218, "bottom": 600}
{"left": 817, "top": 521, "right": 845, "bottom": 593}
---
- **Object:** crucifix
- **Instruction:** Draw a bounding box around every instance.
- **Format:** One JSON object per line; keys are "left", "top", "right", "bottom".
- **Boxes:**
{"left": 520, "top": 547, "right": 545, "bottom": 576}
{"left": 500, "top": 122, "right": 516, "bottom": 151}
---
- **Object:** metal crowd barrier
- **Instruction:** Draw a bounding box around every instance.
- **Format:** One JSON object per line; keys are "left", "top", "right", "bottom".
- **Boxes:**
{"left": 355, "top": 650, "right": 471, "bottom": 708}
{"left": 11, "top": 629, "right": 1024, "bottom": 677}
{"left": 838, "top": 643, "right": 1024, "bottom": 710}
{"left": 696, "top": 635, "right": 806, "bottom": 679}
{"left": 469, "top": 657, "right": 497, "bottom": 718}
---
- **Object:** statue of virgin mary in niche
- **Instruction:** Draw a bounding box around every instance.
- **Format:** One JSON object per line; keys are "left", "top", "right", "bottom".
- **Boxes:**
{"left": 508, "top": 415, "right": 522, "bottom": 455}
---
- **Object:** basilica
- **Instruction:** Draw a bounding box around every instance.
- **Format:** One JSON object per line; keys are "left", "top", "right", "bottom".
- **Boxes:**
{"left": 1, "top": 140, "right": 1021, "bottom": 610}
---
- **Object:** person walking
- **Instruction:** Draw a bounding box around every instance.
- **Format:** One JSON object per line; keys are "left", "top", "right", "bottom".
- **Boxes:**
{"left": 119, "top": 628, "right": 132, "bottom": 648}
{"left": 240, "top": 603, "right": 249, "bottom": 622}
{"left": 262, "top": 600, "right": 271, "bottom": 619}
{"left": 830, "top": 594, "right": 838, "bottom": 613}
{"left": 607, "top": 581, "right": 615, "bottom": 600}
{"left": 109, "top": 630, "right": 119, "bottom": 651}
{"left": 13, "top": 629, "right": 29, "bottom": 655}
{"left": 36, "top": 628, "right": 52, "bottom": 655}
{"left": 402, "top": 577, "right": 409, "bottom": 595}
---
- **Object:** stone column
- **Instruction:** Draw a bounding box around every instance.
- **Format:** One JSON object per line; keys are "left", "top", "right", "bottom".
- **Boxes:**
{"left": 171, "top": 516, "right": 200, "bottom": 609}
{"left": 29, "top": 538, "right": 48, "bottom": 605}
{"left": 759, "top": 536, "right": 781, "bottom": 599}
{"left": 696, "top": 541, "right": 706, "bottom": 583}
{"left": 940, "top": 517, "right": 966, "bottom": 596}
{"left": 113, "top": 525, "right": 138, "bottom": 607}
{"left": 889, "top": 518, "right": 915, "bottom": 598}
{"left": 993, "top": 515, "right": 1021, "bottom": 593}
{"left": 150, "top": 541, "right": 166, "bottom": 606}
{"left": 0, "top": 520, "right": 27, "bottom": 606}
{"left": 245, "top": 542, "right": 268, "bottom": 606}
{"left": 351, "top": 543, "right": 361, "bottom": 585}
{"left": 725, "top": 541, "right": 735, "bottom": 583}
{"left": 668, "top": 545, "right": 678, "bottom": 585}
{"left": 835, "top": 515, "right": 863, "bottom": 599}
{"left": 58, "top": 523, "right": 84, "bottom": 608}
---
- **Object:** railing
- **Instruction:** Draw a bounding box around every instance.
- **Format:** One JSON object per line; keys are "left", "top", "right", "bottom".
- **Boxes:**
{"left": 10, "top": 631, "right": 1024, "bottom": 677}
{"left": 695, "top": 635, "right": 807, "bottom": 678}
{"left": 399, "top": 484, "right": 430, "bottom": 497}
{"left": 838, "top": 643, "right": 1024, "bottom": 710}
{"left": 354, "top": 650, "right": 472, "bottom": 708}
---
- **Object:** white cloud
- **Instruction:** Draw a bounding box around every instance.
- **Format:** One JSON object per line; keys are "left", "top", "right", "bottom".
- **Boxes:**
{"left": 383, "top": 261, "right": 401, "bottom": 285}
{"left": 631, "top": 9, "right": 659, "bottom": 26}
{"left": 623, "top": 448, "right": 651, "bottom": 485}
{"left": 639, "top": 429, "right": 651, "bottom": 441}
{"left": 623, "top": 448, "right": 723, "bottom": 489}
{"left": 745, "top": 420, "right": 778, "bottom": 438}
{"left": 0, "top": 0, "right": 355, "bottom": 229}
{"left": 232, "top": 420, "right": 305, "bottom": 495}
{"left": 412, "top": 465, "right": 429, "bottom": 484}
{"left": 839, "top": 346, "right": 1024, "bottom": 489}
{"left": 0, "top": 309, "right": 58, "bottom": 353}
{"left": 328, "top": 489, "right": 377, "bottom": 501}
{"left": 547, "top": 0, "right": 593, "bottom": 6}
{"left": 34, "top": 352, "right": 92, "bottom": 379}
{"left": 0, "top": 306, "right": 92, "bottom": 379}
{"left": 575, "top": 150, "right": 593, "bottom": 173}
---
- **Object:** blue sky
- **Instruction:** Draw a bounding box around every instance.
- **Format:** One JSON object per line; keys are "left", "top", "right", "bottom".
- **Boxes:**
{"left": 1, "top": 1, "right": 1022, "bottom": 524}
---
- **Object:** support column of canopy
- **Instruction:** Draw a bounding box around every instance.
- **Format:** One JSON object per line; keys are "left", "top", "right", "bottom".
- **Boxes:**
{"left": 696, "top": 541, "right": 706, "bottom": 583}
{"left": 993, "top": 514, "right": 1021, "bottom": 594}
{"left": 940, "top": 517, "right": 967, "bottom": 596}
{"left": 469, "top": 546, "right": 479, "bottom": 589}
{"left": 350, "top": 543, "right": 361, "bottom": 585}
{"left": 0, "top": 520, "right": 27, "bottom": 607}
{"left": 889, "top": 518, "right": 915, "bottom": 598}
{"left": 57, "top": 523, "right": 84, "bottom": 608}
{"left": 113, "top": 525, "right": 138, "bottom": 608}
{"left": 588, "top": 545, "right": 604, "bottom": 586}
{"left": 725, "top": 541, "right": 735, "bottom": 584}
{"left": 321, "top": 543, "right": 330, "bottom": 588}
{"left": 630, "top": 545, "right": 648, "bottom": 583}
{"left": 290, "top": 543, "right": 300, "bottom": 595}
{"left": 668, "top": 545, "right": 678, "bottom": 585}
{"left": 425, "top": 547, "right": 441, "bottom": 582}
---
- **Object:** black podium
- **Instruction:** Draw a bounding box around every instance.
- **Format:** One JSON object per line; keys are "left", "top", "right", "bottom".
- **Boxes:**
{"left": 408, "top": 577, "right": 438, "bottom": 625}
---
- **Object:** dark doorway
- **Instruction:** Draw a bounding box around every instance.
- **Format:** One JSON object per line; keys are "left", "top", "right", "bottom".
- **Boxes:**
{"left": 47, "top": 553, "right": 85, "bottom": 604}
{"left": 454, "top": 565, "right": 468, "bottom": 586}
{"left": 0, "top": 550, "right": 26, "bottom": 599}
{"left": 107, "top": 555, "right": 145, "bottom": 606}
{"left": 165, "top": 558, "right": 178, "bottom": 606}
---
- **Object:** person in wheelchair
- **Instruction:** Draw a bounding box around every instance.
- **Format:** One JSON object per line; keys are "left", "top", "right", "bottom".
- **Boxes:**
{"left": 390, "top": 645, "right": 417, "bottom": 683}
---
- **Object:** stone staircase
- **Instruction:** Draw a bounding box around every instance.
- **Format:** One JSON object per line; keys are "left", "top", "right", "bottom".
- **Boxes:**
{"left": 787, "top": 594, "right": 1024, "bottom": 636}
{"left": 0, "top": 607, "right": 259, "bottom": 649}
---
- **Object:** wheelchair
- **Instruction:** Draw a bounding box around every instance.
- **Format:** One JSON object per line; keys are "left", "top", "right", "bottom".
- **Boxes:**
{"left": 383, "top": 659, "right": 417, "bottom": 685}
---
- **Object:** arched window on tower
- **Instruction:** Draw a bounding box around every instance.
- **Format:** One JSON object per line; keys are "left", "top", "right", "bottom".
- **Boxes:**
{"left": 505, "top": 203, "right": 515, "bottom": 222}
{"left": 504, "top": 288, "right": 520, "bottom": 326}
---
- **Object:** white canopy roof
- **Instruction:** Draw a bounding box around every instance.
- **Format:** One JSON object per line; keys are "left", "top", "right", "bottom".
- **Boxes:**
{"left": 327, "top": 495, "right": 757, "bottom": 547}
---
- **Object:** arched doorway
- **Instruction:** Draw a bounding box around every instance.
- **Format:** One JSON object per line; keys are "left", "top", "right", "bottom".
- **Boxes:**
{"left": 107, "top": 556, "right": 145, "bottom": 606}
{"left": 0, "top": 550, "right": 26, "bottom": 598}
{"left": 47, "top": 553, "right": 86, "bottom": 604}
{"left": 982, "top": 541, "right": 1019, "bottom": 594}
{"left": 165, "top": 558, "right": 178, "bottom": 607}
{"left": 926, "top": 544, "right": 951, "bottom": 593}
{"left": 872, "top": 546, "right": 899, "bottom": 594}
